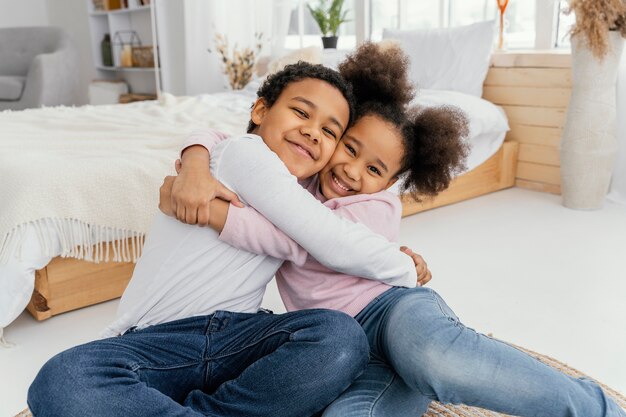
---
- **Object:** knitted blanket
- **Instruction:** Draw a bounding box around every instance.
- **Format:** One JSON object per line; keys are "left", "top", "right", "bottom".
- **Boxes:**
{"left": 0, "top": 92, "right": 251, "bottom": 264}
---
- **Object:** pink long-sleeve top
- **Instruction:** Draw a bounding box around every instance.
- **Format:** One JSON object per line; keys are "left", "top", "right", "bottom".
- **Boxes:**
{"left": 221, "top": 179, "right": 400, "bottom": 317}
{"left": 182, "top": 130, "right": 411, "bottom": 317}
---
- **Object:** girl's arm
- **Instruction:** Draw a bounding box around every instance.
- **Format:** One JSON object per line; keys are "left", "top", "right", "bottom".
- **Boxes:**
{"left": 189, "top": 197, "right": 423, "bottom": 287}
{"left": 215, "top": 136, "right": 417, "bottom": 287}
{"left": 180, "top": 130, "right": 230, "bottom": 158}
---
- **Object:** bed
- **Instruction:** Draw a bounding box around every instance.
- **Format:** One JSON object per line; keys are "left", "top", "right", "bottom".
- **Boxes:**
{"left": 0, "top": 49, "right": 571, "bottom": 333}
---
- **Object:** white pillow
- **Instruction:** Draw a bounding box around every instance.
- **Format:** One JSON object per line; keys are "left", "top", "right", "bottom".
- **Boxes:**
{"left": 383, "top": 21, "right": 496, "bottom": 97}
{"left": 413, "top": 89, "right": 508, "bottom": 137}
{"left": 412, "top": 88, "right": 509, "bottom": 172}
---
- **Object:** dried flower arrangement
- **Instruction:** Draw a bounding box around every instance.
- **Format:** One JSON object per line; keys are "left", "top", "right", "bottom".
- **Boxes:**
{"left": 566, "top": 0, "right": 626, "bottom": 59}
{"left": 210, "top": 32, "right": 263, "bottom": 90}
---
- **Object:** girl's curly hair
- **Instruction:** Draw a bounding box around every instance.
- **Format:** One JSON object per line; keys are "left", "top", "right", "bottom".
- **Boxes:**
{"left": 338, "top": 41, "right": 468, "bottom": 200}
{"left": 338, "top": 41, "right": 415, "bottom": 115}
{"left": 399, "top": 106, "right": 470, "bottom": 201}
{"left": 247, "top": 61, "right": 356, "bottom": 133}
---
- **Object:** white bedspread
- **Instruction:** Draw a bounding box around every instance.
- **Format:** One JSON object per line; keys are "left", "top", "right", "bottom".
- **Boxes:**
{"left": 0, "top": 92, "right": 253, "bottom": 329}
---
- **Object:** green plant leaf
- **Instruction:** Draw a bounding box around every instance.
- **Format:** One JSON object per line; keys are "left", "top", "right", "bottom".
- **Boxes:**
{"left": 307, "top": 0, "right": 348, "bottom": 36}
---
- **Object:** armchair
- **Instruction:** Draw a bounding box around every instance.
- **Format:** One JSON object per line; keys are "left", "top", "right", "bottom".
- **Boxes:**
{"left": 0, "top": 26, "right": 79, "bottom": 111}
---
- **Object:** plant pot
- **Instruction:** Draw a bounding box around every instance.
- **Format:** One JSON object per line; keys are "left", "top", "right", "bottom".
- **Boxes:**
{"left": 321, "top": 36, "right": 338, "bottom": 49}
{"left": 560, "top": 31, "right": 625, "bottom": 209}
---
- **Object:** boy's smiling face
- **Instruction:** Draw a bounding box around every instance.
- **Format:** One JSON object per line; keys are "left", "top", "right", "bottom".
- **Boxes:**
{"left": 319, "top": 115, "right": 404, "bottom": 199}
{"left": 251, "top": 79, "right": 350, "bottom": 180}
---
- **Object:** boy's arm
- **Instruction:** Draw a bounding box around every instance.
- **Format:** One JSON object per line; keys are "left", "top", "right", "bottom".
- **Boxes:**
{"left": 160, "top": 181, "right": 309, "bottom": 266}
{"left": 165, "top": 130, "right": 242, "bottom": 225}
{"left": 201, "top": 197, "right": 428, "bottom": 286}
{"left": 217, "top": 137, "right": 418, "bottom": 287}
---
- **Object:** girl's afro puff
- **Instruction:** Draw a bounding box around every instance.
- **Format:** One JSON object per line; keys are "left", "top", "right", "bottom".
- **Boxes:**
{"left": 338, "top": 41, "right": 415, "bottom": 116}
{"left": 400, "top": 105, "right": 471, "bottom": 200}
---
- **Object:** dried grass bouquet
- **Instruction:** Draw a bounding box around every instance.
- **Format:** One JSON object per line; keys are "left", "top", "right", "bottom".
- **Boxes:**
{"left": 210, "top": 32, "right": 263, "bottom": 90}
{"left": 566, "top": 0, "right": 626, "bottom": 59}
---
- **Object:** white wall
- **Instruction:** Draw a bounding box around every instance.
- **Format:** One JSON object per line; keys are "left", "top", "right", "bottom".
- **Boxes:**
{"left": 0, "top": 0, "right": 48, "bottom": 27}
{"left": 46, "top": 0, "right": 96, "bottom": 105}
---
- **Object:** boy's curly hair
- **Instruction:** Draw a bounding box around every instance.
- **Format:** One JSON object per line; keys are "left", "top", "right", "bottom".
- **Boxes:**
{"left": 399, "top": 106, "right": 470, "bottom": 201}
{"left": 247, "top": 61, "right": 356, "bottom": 133}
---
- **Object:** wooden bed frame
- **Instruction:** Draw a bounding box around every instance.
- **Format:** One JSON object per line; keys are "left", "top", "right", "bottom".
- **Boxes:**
{"left": 26, "top": 50, "right": 572, "bottom": 321}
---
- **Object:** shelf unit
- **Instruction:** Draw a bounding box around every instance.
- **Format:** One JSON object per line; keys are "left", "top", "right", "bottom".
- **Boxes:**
{"left": 87, "top": 0, "right": 159, "bottom": 96}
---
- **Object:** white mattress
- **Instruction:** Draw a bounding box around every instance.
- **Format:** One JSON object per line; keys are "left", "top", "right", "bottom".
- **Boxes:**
{"left": 0, "top": 88, "right": 508, "bottom": 332}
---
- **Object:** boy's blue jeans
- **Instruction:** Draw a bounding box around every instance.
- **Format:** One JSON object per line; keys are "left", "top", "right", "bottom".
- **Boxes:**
{"left": 324, "top": 287, "right": 625, "bottom": 417}
{"left": 28, "top": 309, "right": 369, "bottom": 417}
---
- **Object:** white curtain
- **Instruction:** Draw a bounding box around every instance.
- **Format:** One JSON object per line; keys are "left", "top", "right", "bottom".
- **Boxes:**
{"left": 608, "top": 50, "right": 626, "bottom": 207}
{"left": 172, "top": 0, "right": 291, "bottom": 95}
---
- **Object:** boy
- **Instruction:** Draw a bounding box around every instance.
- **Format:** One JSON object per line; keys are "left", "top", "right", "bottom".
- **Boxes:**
{"left": 28, "top": 63, "right": 419, "bottom": 417}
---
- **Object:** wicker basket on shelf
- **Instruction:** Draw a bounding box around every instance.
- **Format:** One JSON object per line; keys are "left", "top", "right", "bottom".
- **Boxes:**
{"left": 132, "top": 46, "right": 155, "bottom": 68}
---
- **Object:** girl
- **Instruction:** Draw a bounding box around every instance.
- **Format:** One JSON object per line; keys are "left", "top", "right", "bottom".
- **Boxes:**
{"left": 169, "top": 43, "right": 625, "bottom": 417}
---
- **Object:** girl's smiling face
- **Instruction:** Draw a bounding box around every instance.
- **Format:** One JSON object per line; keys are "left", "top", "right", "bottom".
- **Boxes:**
{"left": 319, "top": 115, "right": 404, "bottom": 199}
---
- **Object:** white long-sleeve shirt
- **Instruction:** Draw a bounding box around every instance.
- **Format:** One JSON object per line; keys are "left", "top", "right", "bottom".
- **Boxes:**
{"left": 102, "top": 134, "right": 416, "bottom": 337}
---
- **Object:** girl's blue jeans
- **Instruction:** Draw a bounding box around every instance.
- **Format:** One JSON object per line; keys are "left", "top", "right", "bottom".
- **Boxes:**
{"left": 323, "top": 286, "right": 625, "bottom": 417}
{"left": 27, "top": 309, "right": 369, "bottom": 417}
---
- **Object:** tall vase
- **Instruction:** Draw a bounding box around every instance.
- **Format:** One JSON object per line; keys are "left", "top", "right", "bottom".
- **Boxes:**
{"left": 560, "top": 31, "right": 625, "bottom": 209}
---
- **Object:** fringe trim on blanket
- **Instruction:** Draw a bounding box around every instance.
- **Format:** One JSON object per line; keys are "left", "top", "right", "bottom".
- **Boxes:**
{"left": 0, "top": 219, "right": 145, "bottom": 265}
{"left": 0, "top": 327, "right": 16, "bottom": 348}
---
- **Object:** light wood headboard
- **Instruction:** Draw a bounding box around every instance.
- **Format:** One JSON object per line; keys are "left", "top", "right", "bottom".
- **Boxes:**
{"left": 483, "top": 50, "right": 572, "bottom": 194}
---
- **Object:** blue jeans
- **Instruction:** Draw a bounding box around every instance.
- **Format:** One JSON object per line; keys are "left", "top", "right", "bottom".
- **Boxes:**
{"left": 323, "top": 287, "right": 625, "bottom": 417}
{"left": 28, "top": 309, "right": 369, "bottom": 417}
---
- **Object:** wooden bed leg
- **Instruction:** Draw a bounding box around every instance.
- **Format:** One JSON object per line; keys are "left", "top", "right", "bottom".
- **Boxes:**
{"left": 26, "top": 249, "right": 136, "bottom": 321}
{"left": 500, "top": 140, "right": 519, "bottom": 188}
{"left": 27, "top": 269, "right": 53, "bottom": 321}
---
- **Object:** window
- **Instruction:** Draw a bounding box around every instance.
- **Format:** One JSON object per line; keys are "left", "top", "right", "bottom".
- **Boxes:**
{"left": 555, "top": 0, "right": 574, "bottom": 48}
{"left": 449, "top": 0, "right": 497, "bottom": 27}
{"left": 404, "top": 2, "right": 440, "bottom": 30}
{"left": 369, "top": 0, "right": 535, "bottom": 49}
{"left": 287, "top": 0, "right": 563, "bottom": 51}
{"left": 369, "top": 0, "right": 397, "bottom": 41}
{"left": 500, "top": 0, "right": 535, "bottom": 49}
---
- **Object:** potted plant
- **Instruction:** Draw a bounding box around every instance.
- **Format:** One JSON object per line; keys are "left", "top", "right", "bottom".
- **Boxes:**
{"left": 307, "top": 0, "right": 350, "bottom": 49}
{"left": 559, "top": 0, "right": 626, "bottom": 209}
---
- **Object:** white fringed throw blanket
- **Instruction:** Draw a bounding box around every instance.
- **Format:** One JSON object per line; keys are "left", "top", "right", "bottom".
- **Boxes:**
{"left": 0, "top": 93, "right": 251, "bottom": 264}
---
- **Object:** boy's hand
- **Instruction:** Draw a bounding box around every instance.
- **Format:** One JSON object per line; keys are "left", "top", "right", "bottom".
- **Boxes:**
{"left": 168, "top": 147, "right": 243, "bottom": 226}
{"left": 400, "top": 246, "right": 432, "bottom": 287}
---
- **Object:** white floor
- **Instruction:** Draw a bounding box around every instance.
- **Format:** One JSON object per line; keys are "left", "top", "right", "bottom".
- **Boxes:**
{"left": 1, "top": 188, "right": 625, "bottom": 417}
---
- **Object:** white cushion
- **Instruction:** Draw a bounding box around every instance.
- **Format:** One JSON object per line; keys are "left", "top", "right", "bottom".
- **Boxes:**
{"left": 383, "top": 21, "right": 496, "bottom": 97}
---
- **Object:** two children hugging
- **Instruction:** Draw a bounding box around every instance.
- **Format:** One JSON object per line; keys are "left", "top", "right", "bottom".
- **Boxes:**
{"left": 165, "top": 42, "right": 624, "bottom": 417}
{"left": 28, "top": 41, "right": 626, "bottom": 417}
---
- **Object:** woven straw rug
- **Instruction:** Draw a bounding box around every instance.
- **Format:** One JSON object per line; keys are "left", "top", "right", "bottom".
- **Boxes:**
{"left": 15, "top": 344, "right": 625, "bottom": 417}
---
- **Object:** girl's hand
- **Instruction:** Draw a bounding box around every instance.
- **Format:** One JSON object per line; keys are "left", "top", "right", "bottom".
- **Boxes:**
{"left": 159, "top": 176, "right": 176, "bottom": 216}
{"left": 400, "top": 246, "right": 432, "bottom": 287}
